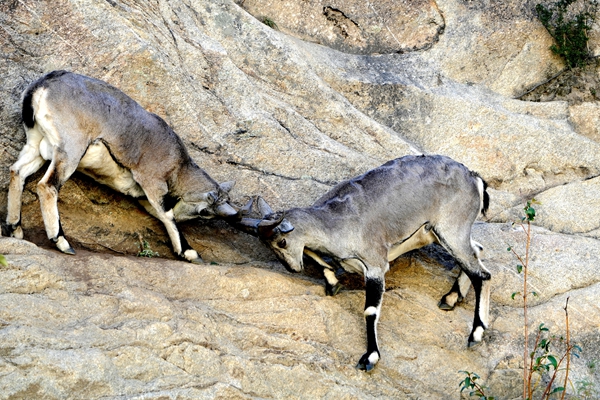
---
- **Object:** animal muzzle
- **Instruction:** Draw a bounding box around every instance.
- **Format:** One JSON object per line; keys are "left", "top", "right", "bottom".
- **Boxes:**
{"left": 277, "top": 252, "right": 303, "bottom": 273}
{"left": 282, "top": 262, "right": 301, "bottom": 273}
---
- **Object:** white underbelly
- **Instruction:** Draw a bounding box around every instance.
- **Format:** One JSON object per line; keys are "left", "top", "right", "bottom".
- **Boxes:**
{"left": 388, "top": 224, "right": 438, "bottom": 262}
{"left": 78, "top": 141, "right": 145, "bottom": 197}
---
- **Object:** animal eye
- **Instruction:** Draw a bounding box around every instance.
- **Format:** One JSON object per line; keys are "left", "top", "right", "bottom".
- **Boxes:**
{"left": 277, "top": 239, "right": 287, "bottom": 249}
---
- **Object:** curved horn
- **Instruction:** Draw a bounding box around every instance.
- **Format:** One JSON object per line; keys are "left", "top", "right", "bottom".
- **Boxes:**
{"left": 229, "top": 217, "right": 263, "bottom": 236}
{"left": 215, "top": 202, "right": 238, "bottom": 218}
{"left": 257, "top": 196, "right": 273, "bottom": 218}
{"left": 239, "top": 197, "right": 254, "bottom": 216}
{"left": 257, "top": 212, "right": 285, "bottom": 239}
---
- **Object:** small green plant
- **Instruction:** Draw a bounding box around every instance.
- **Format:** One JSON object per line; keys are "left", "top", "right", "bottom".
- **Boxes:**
{"left": 508, "top": 199, "right": 538, "bottom": 399}
{"left": 138, "top": 239, "right": 159, "bottom": 258}
{"left": 459, "top": 371, "right": 495, "bottom": 399}
{"left": 261, "top": 16, "right": 278, "bottom": 30}
{"left": 460, "top": 200, "right": 582, "bottom": 399}
{"left": 536, "top": 0, "right": 597, "bottom": 69}
{"left": 0, "top": 254, "right": 7, "bottom": 267}
{"left": 573, "top": 360, "right": 599, "bottom": 399}
{"left": 525, "top": 311, "right": 581, "bottom": 400}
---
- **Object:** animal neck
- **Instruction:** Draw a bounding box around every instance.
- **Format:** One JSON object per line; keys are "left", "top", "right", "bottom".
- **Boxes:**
{"left": 171, "top": 163, "right": 218, "bottom": 200}
{"left": 286, "top": 208, "right": 332, "bottom": 254}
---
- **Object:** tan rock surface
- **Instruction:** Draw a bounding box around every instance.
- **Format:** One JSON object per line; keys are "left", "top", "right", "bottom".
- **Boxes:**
{"left": 2, "top": 230, "right": 599, "bottom": 399}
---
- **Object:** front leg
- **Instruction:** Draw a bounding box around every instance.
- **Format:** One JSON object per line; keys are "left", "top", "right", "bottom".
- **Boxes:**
{"left": 143, "top": 196, "right": 203, "bottom": 264}
{"left": 323, "top": 268, "right": 342, "bottom": 296}
{"left": 303, "top": 249, "right": 343, "bottom": 296}
{"left": 357, "top": 273, "right": 385, "bottom": 372}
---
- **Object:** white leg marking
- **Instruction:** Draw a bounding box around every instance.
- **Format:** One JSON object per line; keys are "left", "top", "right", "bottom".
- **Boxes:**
{"left": 12, "top": 226, "right": 24, "bottom": 239}
{"left": 444, "top": 292, "right": 460, "bottom": 307}
{"left": 457, "top": 271, "right": 472, "bottom": 298}
{"left": 323, "top": 268, "right": 339, "bottom": 286}
{"left": 7, "top": 127, "right": 46, "bottom": 226}
{"left": 364, "top": 306, "right": 378, "bottom": 317}
{"left": 37, "top": 175, "right": 61, "bottom": 240}
{"left": 479, "top": 279, "right": 491, "bottom": 328}
{"left": 368, "top": 351, "right": 380, "bottom": 365}
{"left": 184, "top": 249, "right": 200, "bottom": 261}
{"left": 304, "top": 249, "right": 332, "bottom": 268}
{"left": 148, "top": 203, "right": 183, "bottom": 255}
{"left": 471, "top": 326, "right": 485, "bottom": 343}
{"left": 55, "top": 236, "right": 72, "bottom": 253}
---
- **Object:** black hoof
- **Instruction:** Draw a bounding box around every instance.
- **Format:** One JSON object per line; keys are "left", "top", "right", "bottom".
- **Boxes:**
{"left": 356, "top": 351, "right": 379, "bottom": 372}
{"left": 467, "top": 326, "right": 485, "bottom": 348}
{"left": 62, "top": 247, "right": 76, "bottom": 255}
{"left": 438, "top": 294, "right": 463, "bottom": 311}
{"left": 325, "top": 282, "right": 343, "bottom": 296}
{"left": 437, "top": 300, "right": 455, "bottom": 311}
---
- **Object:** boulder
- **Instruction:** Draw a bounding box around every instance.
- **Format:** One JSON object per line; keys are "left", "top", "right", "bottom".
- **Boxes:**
{"left": 2, "top": 227, "right": 599, "bottom": 399}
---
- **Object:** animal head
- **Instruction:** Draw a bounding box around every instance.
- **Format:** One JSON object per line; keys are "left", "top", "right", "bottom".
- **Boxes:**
{"left": 173, "top": 181, "right": 239, "bottom": 221}
{"left": 235, "top": 197, "right": 305, "bottom": 273}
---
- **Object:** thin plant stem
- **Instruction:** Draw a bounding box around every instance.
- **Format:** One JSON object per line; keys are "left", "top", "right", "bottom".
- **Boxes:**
{"left": 560, "top": 297, "right": 571, "bottom": 400}
{"left": 528, "top": 327, "right": 544, "bottom": 398}
{"left": 523, "top": 220, "right": 532, "bottom": 400}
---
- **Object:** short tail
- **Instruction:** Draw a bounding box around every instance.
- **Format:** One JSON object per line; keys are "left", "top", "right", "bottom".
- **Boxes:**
{"left": 22, "top": 86, "right": 36, "bottom": 128}
{"left": 471, "top": 171, "right": 489, "bottom": 217}
{"left": 22, "top": 70, "right": 69, "bottom": 128}
{"left": 481, "top": 179, "right": 490, "bottom": 217}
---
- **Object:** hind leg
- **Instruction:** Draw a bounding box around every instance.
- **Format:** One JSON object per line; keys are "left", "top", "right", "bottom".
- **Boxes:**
{"left": 434, "top": 228, "right": 491, "bottom": 346}
{"left": 439, "top": 240, "right": 485, "bottom": 310}
{"left": 6, "top": 128, "right": 46, "bottom": 238}
{"left": 438, "top": 270, "right": 471, "bottom": 310}
{"left": 357, "top": 271, "right": 385, "bottom": 372}
{"left": 137, "top": 181, "right": 203, "bottom": 263}
{"left": 37, "top": 146, "right": 83, "bottom": 254}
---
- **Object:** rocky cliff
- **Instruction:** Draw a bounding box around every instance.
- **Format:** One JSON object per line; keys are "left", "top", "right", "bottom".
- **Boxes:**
{"left": 1, "top": 0, "right": 599, "bottom": 398}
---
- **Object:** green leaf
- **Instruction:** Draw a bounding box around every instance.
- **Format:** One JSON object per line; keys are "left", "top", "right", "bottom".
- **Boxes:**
{"left": 516, "top": 264, "right": 523, "bottom": 273}
{"left": 0, "top": 254, "right": 6, "bottom": 267}
{"left": 511, "top": 292, "right": 520, "bottom": 300}
{"left": 524, "top": 206, "right": 536, "bottom": 221}
{"left": 550, "top": 387, "right": 565, "bottom": 394}
{"left": 507, "top": 246, "right": 512, "bottom": 252}
{"left": 548, "top": 355, "right": 558, "bottom": 369}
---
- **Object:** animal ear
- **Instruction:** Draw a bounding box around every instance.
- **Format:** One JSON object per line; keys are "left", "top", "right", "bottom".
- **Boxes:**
{"left": 219, "top": 181, "right": 235, "bottom": 193}
{"left": 257, "top": 196, "right": 273, "bottom": 217}
{"left": 279, "top": 219, "right": 294, "bottom": 233}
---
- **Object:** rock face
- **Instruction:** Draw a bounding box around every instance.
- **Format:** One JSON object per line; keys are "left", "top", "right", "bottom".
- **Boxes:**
{"left": 239, "top": 0, "right": 445, "bottom": 55}
{"left": 1, "top": 0, "right": 599, "bottom": 398}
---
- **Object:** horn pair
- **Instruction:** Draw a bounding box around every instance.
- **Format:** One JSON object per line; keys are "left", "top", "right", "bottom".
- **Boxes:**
{"left": 230, "top": 197, "right": 287, "bottom": 238}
